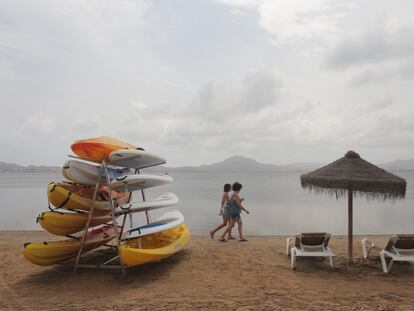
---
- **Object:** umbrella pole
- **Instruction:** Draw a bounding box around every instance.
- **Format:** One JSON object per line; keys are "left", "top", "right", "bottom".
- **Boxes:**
{"left": 348, "top": 188, "right": 353, "bottom": 264}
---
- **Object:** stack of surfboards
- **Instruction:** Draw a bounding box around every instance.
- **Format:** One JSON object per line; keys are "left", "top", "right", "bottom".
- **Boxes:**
{"left": 22, "top": 136, "right": 190, "bottom": 267}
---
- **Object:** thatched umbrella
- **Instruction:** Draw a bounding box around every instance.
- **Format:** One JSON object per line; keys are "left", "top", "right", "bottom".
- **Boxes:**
{"left": 301, "top": 151, "right": 406, "bottom": 263}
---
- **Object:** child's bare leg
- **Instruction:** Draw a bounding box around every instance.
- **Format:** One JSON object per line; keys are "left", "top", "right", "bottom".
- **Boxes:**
{"left": 210, "top": 215, "right": 228, "bottom": 239}
{"left": 220, "top": 219, "right": 235, "bottom": 241}
{"left": 227, "top": 219, "right": 235, "bottom": 239}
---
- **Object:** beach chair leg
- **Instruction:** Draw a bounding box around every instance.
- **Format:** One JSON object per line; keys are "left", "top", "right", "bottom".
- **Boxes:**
{"left": 291, "top": 249, "right": 297, "bottom": 270}
{"left": 387, "top": 259, "right": 394, "bottom": 273}
{"left": 361, "top": 238, "right": 375, "bottom": 260}
{"left": 361, "top": 238, "right": 368, "bottom": 260}
{"left": 286, "top": 237, "right": 292, "bottom": 256}
{"left": 380, "top": 251, "right": 390, "bottom": 273}
{"left": 329, "top": 256, "right": 335, "bottom": 270}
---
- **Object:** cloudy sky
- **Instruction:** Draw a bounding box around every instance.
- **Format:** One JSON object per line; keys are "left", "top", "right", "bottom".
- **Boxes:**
{"left": 1, "top": 0, "right": 414, "bottom": 167}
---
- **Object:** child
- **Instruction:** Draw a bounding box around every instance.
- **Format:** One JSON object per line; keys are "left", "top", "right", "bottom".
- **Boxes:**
{"left": 209, "top": 183, "right": 234, "bottom": 239}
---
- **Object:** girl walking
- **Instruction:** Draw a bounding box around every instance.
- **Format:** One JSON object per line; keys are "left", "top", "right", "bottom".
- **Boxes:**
{"left": 209, "top": 183, "right": 234, "bottom": 239}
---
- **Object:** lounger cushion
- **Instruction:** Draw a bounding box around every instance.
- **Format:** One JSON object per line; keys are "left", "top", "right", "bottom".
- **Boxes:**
{"left": 294, "top": 233, "right": 330, "bottom": 248}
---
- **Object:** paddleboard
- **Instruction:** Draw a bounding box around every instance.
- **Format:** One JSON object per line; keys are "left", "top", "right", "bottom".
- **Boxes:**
{"left": 22, "top": 226, "right": 115, "bottom": 266}
{"left": 119, "top": 224, "right": 190, "bottom": 267}
{"left": 109, "top": 149, "right": 166, "bottom": 169}
{"left": 122, "top": 210, "right": 184, "bottom": 240}
{"left": 110, "top": 174, "right": 173, "bottom": 192}
{"left": 115, "top": 192, "right": 179, "bottom": 215}
{"left": 62, "top": 159, "right": 130, "bottom": 186}
{"left": 71, "top": 136, "right": 136, "bottom": 162}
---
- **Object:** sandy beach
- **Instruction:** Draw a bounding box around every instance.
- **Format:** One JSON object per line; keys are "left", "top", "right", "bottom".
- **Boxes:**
{"left": 1, "top": 231, "right": 414, "bottom": 311}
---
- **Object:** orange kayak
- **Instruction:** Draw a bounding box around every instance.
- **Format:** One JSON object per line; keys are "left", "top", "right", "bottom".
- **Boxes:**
{"left": 71, "top": 136, "right": 136, "bottom": 162}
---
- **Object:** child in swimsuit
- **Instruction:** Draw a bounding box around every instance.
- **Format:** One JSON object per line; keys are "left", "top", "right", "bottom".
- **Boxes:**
{"left": 209, "top": 183, "right": 234, "bottom": 239}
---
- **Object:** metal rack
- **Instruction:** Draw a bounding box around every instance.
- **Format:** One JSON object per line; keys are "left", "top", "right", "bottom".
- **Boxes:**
{"left": 71, "top": 155, "right": 164, "bottom": 275}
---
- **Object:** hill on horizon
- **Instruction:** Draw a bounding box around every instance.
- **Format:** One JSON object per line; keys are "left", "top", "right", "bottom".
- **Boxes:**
{"left": 0, "top": 161, "right": 60, "bottom": 173}
{"left": 1, "top": 156, "right": 414, "bottom": 173}
{"left": 168, "top": 156, "right": 324, "bottom": 172}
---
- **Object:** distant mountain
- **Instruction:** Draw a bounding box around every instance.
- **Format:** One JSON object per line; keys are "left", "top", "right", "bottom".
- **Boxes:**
{"left": 168, "top": 156, "right": 323, "bottom": 172}
{"left": 0, "top": 161, "right": 60, "bottom": 173}
{"left": 2, "top": 156, "right": 413, "bottom": 173}
{"left": 378, "top": 159, "right": 414, "bottom": 171}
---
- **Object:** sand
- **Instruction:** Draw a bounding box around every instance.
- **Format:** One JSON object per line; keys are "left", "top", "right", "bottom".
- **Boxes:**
{"left": 1, "top": 231, "right": 414, "bottom": 311}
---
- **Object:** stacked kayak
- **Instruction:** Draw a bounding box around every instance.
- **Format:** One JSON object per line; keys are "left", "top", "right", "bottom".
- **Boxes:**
{"left": 23, "top": 226, "right": 115, "bottom": 266}
{"left": 22, "top": 136, "right": 190, "bottom": 268}
{"left": 120, "top": 224, "right": 190, "bottom": 267}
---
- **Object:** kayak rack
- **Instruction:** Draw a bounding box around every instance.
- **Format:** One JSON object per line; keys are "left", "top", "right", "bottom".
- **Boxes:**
{"left": 71, "top": 155, "right": 161, "bottom": 275}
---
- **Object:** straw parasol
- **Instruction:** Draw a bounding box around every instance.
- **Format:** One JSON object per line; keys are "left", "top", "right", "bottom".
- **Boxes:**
{"left": 300, "top": 151, "right": 406, "bottom": 263}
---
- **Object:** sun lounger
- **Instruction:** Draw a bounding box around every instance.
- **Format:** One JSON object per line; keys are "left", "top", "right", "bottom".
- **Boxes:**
{"left": 286, "top": 232, "right": 335, "bottom": 270}
{"left": 361, "top": 234, "right": 414, "bottom": 273}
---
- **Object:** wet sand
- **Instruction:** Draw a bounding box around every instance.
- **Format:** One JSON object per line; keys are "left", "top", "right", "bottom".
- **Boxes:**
{"left": 1, "top": 231, "right": 414, "bottom": 310}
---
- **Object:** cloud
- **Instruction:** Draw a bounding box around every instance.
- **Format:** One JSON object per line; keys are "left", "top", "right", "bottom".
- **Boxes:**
{"left": 191, "top": 70, "right": 282, "bottom": 122}
{"left": 217, "top": 0, "right": 352, "bottom": 52}
{"left": 327, "top": 19, "right": 414, "bottom": 69}
{"left": 20, "top": 111, "right": 55, "bottom": 133}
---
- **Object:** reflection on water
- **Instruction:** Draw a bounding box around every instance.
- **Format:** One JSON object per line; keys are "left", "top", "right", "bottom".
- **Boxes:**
{"left": 1, "top": 171, "right": 413, "bottom": 235}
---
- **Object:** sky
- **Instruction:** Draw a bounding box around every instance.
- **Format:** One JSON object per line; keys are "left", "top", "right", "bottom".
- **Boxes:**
{"left": 1, "top": 0, "right": 414, "bottom": 167}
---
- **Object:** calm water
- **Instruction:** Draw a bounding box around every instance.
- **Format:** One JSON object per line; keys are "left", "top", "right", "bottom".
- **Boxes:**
{"left": 1, "top": 171, "right": 413, "bottom": 235}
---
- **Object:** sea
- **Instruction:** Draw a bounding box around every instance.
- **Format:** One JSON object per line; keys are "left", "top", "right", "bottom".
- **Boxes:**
{"left": 1, "top": 170, "right": 413, "bottom": 235}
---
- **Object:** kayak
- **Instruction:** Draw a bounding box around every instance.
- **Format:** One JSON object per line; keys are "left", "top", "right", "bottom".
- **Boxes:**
{"left": 122, "top": 210, "right": 184, "bottom": 240}
{"left": 62, "top": 159, "right": 130, "bottom": 186}
{"left": 47, "top": 182, "right": 130, "bottom": 211}
{"left": 71, "top": 136, "right": 136, "bottom": 162}
{"left": 22, "top": 226, "right": 115, "bottom": 266}
{"left": 38, "top": 193, "right": 179, "bottom": 236}
{"left": 37, "top": 210, "right": 112, "bottom": 236}
{"left": 119, "top": 224, "right": 190, "bottom": 267}
{"left": 109, "top": 149, "right": 166, "bottom": 169}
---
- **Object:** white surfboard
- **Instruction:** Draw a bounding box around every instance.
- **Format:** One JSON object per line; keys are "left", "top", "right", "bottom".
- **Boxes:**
{"left": 62, "top": 160, "right": 130, "bottom": 186}
{"left": 109, "top": 149, "right": 166, "bottom": 169}
{"left": 115, "top": 192, "right": 179, "bottom": 215}
{"left": 110, "top": 174, "right": 173, "bottom": 192}
{"left": 122, "top": 210, "right": 184, "bottom": 240}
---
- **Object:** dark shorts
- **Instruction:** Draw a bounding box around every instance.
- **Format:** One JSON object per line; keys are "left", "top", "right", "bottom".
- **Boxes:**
{"left": 230, "top": 213, "right": 240, "bottom": 220}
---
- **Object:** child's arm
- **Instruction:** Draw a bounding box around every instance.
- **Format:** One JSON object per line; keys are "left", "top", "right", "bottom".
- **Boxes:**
{"left": 221, "top": 193, "right": 227, "bottom": 207}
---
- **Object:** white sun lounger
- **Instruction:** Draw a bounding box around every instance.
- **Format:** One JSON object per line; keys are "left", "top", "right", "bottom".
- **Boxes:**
{"left": 361, "top": 234, "right": 414, "bottom": 273}
{"left": 286, "top": 232, "right": 335, "bottom": 270}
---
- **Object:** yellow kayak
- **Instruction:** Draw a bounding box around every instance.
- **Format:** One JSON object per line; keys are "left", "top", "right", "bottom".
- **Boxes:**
{"left": 119, "top": 224, "right": 190, "bottom": 267}
{"left": 22, "top": 226, "right": 115, "bottom": 266}
{"left": 47, "top": 182, "right": 130, "bottom": 211}
{"left": 37, "top": 210, "right": 112, "bottom": 236}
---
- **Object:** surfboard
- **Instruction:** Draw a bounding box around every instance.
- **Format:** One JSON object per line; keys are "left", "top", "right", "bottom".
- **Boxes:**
{"left": 115, "top": 192, "right": 179, "bottom": 215}
{"left": 62, "top": 159, "right": 130, "bottom": 186}
{"left": 109, "top": 149, "right": 166, "bottom": 169}
{"left": 122, "top": 210, "right": 184, "bottom": 240}
{"left": 71, "top": 136, "right": 136, "bottom": 162}
{"left": 110, "top": 174, "right": 173, "bottom": 192}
